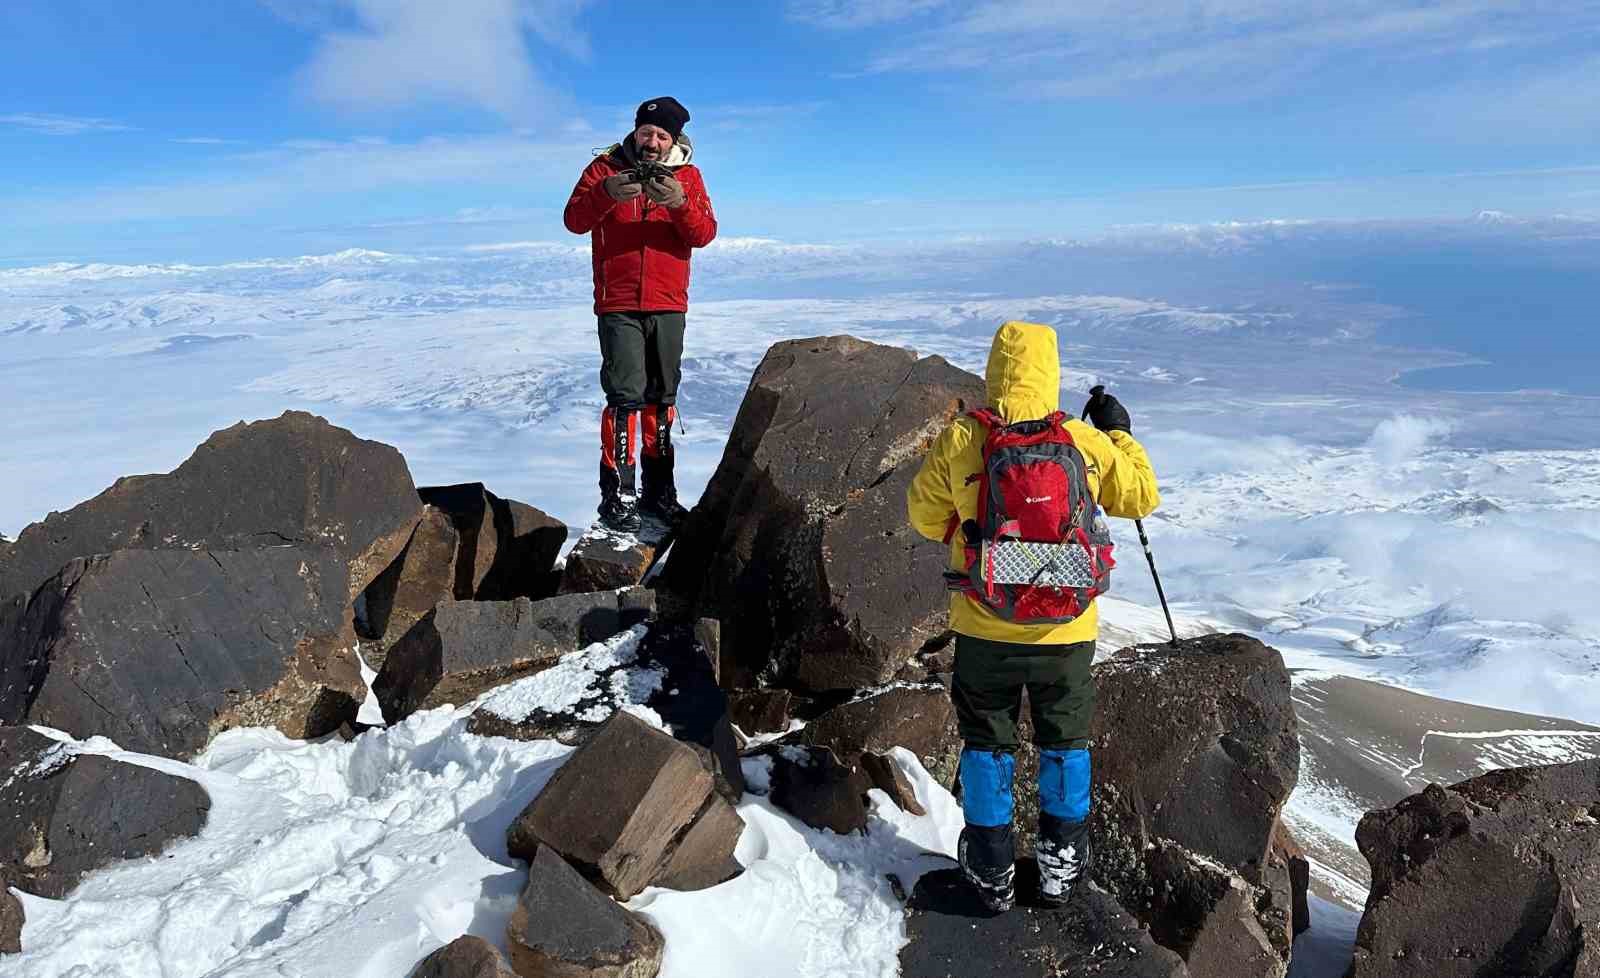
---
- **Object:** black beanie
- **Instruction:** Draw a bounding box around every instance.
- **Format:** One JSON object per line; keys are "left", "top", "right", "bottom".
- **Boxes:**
{"left": 634, "top": 96, "right": 690, "bottom": 138}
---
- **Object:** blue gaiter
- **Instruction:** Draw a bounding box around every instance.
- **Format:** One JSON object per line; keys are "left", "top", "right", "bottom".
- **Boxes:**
{"left": 1038, "top": 747, "right": 1091, "bottom": 822}
{"left": 960, "top": 748, "right": 1016, "bottom": 827}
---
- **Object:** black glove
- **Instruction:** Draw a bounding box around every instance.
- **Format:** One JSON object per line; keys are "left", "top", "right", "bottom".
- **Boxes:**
{"left": 603, "top": 171, "right": 643, "bottom": 202}
{"left": 1082, "top": 385, "right": 1132, "bottom": 434}
{"left": 644, "top": 174, "right": 686, "bottom": 208}
{"left": 961, "top": 519, "right": 982, "bottom": 545}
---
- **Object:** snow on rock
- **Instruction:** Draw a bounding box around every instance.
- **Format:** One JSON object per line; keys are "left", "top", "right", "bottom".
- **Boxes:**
{"left": 6, "top": 700, "right": 965, "bottom": 978}
{"left": 472, "top": 625, "right": 666, "bottom": 730}
{"left": 8, "top": 708, "right": 570, "bottom": 978}
{"left": 635, "top": 747, "right": 961, "bottom": 978}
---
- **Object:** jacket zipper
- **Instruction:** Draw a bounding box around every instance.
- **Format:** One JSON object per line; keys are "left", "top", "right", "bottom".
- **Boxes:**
{"left": 598, "top": 224, "right": 607, "bottom": 302}
{"left": 638, "top": 192, "right": 649, "bottom": 308}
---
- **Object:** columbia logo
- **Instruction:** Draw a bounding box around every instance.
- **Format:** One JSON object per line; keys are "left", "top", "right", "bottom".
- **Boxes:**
{"left": 1026, "top": 495, "right": 1053, "bottom": 504}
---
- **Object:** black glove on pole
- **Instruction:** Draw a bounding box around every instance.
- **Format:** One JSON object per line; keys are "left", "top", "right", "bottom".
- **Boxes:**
{"left": 1083, "top": 385, "right": 1177, "bottom": 645}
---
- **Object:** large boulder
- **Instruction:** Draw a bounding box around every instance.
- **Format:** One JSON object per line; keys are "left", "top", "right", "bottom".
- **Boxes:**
{"left": 507, "top": 845, "right": 664, "bottom": 978}
{"left": 1, "top": 548, "right": 366, "bottom": 756}
{"left": 375, "top": 590, "right": 650, "bottom": 723}
{"left": 758, "top": 744, "right": 874, "bottom": 836}
{"left": 505, "top": 711, "right": 741, "bottom": 900}
{"left": 417, "top": 482, "right": 567, "bottom": 601}
{"left": 796, "top": 684, "right": 960, "bottom": 790}
{"left": 1291, "top": 672, "right": 1600, "bottom": 899}
{"left": 901, "top": 864, "right": 1189, "bottom": 978}
{"left": 997, "top": 634, "right": 1298, "bottom": 977}
{"left": 0, "top": 727, "right": 211, "bottom": 899}
{"left": 1350, "top": 758, "right": 1600, "bottom": 978}
{"left": 1090, "top": 635, "right": 1300, "bottom": 885}
{"left": 0, "top": 411, "right": 421, "bottom": 604}
{"left": 410, "top": 936, "right": 518, "bottom": 978}
{"left": 658, "top": 336, "right": 985, "bottom": 691}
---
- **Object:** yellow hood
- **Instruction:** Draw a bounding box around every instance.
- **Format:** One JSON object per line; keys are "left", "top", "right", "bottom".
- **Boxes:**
{"left": 985, "top": 320, "right": 1060, "bottom": 423}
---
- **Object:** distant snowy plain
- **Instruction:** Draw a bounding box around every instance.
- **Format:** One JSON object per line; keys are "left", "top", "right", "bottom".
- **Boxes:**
{"left": 4, "top": 220, "right": 1599, "bottom": 975}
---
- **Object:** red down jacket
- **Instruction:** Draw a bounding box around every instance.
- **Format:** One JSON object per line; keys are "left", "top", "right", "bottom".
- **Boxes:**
{"left": 563, "top": 137, "right": 718, "bottom": 315}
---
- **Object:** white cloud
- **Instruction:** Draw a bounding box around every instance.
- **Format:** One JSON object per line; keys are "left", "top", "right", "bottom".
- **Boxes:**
{"left": 786, "top": 0, "right": 949, "bottom": 28}
{"left": 1368, "top": 415, "right": 1455, "bottom": 468}
{"left": 0, "top": 113, "right": 137, "bottom": 136}
{"left": 837, "top": 0, "right": 1600, "bottom": 105}
{"left": 269, "top": 0, "right": 594, "bottom": 123}
{"left": 172, "top": 137, "right": 245, "bottom": 146}
{"left": 1398, "top": 53, "right": 1600, "bottom": 143}
{"left": 5, "top": 132, "right": 596, "bottom": 225}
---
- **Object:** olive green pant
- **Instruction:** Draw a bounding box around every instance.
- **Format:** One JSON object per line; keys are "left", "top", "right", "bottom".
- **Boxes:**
{"left": 951, "top": 634, "right": 1096, "bottom": 752}
{"left": 598, "top": 311, "right": 686, "bottom": 408}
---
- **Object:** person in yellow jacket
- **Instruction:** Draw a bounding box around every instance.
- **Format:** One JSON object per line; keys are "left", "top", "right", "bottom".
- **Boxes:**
{"left": 907, "top": 320, "right": 1160, "bottom": 911}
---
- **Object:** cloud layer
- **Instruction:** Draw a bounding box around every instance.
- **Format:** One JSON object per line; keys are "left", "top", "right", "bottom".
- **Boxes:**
{"left": 0, "top": 113, "right": 137, "bottom": 136}
{"left": 270, "top": 0, "right": 593, "bottom": 122}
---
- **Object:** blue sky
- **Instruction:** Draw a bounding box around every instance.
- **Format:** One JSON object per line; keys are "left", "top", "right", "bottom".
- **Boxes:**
{"left": 3, "top": 0, "right": 1598, "bottom": 263}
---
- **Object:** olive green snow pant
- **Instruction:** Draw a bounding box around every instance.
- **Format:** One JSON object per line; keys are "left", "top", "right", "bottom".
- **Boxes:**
{"left": 598, "top": 311, "right": 686, "bottom": 408}
{"left": 951, "top": 634, "right": 1096, "bottom": 752}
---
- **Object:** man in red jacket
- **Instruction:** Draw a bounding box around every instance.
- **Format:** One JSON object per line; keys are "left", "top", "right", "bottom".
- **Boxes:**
{"left": 564, "top": 96, "right": 718, "bottom": 533}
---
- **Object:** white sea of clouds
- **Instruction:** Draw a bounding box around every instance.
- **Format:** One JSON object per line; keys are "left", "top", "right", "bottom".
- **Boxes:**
{"left": 4, "top": 221, "right": 1597, "bottom": 725}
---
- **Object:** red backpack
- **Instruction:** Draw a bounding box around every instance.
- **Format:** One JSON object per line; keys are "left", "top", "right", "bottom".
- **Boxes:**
{"left": 944, "top": 409, "right": 1116, "bottom": 624}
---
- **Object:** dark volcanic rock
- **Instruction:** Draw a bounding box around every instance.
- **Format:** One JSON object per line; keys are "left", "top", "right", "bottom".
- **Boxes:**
{"left": 655, "top": 792, "right": 745, "bottom": 892}
{"left": 798, "top": 684, "right": 960, "bottom": 790}
{"left": 1091, "top": 635, "right": 1300, "bottom": 884}
{"left": 994, "top": 634, "right": 1298, "bottom": 976}
{"left": 1139, "top": 841, "right": 1288, "bottom": 978}
{"left": 506, "top": 711, "right": 719, "bottom": 900}
{"left": 637, "top": 622, "right": 745, "bottom": 802}
{"left": 1, "top": 548, "right": 365, "bottom": 756}
{"left": 729, "top": 689, "right": 793, "bottom": 736}
{"left": 693, "top": 617, "right": 721, "bottom": 683}
{"left": 418, "top": 482, "right": 567, "bottom": 601}
{"left": 0, "top": 411, "right": 421, "bottom": 604}
{"left": 506, "top": 846, "right": 664, "bottom": 978}
{"left": 1350, "top": 758, "right": 1600, "bottom": 978}
{"left": 561, "top": 519, "right": 673, "bottom": 595}
{"left": 376, "top": 590, "right": 648, "bottom": 723}
{"left": 463, "top": 619, "right": 744, "bottom": 802}
{"left": 356, "top": 504, "right": 461, "bottom": 665}
{"left": 764, "top": 744, "right": 874, "bottom": 835}
{"left": 860, "top": 750, "right": 927, "bottom": 816}
{"left": 0, "top": 726, "right": 211, "bottom": 899}
{"left": 658, "top": 335, "right": 985, "bottom": 691}
{"left": 410, "top": 936, "right": 518, "bottom": 978}
{"left": 1270, "top": 820, "right": 1311, "bottom": 938}
{"left": 901, "top": 864, "right": 1189, "bottom": 978}
{"left": 1, "top": 886, "right": 20, "bottom": 954}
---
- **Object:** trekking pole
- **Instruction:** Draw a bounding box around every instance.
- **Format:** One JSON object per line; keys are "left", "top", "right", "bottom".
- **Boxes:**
{"left": 1135, "top": 518, "right": 1178, "bottom": 645}
{"left": 1084, "top": 385, "right": 1178, "bottom": 644}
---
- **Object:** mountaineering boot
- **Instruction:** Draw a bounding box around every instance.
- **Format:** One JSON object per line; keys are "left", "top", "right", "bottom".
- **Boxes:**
{"left": 1036, "top": 812, "right": 1091, "bottom": 908}
{"left": 1036, "top": 747, "right": 1093, "bottom": 907}
{"left": 958, "top": 823, "right": 1016, "bottom": 912}
{"left": 957, "top": 748, "right": 1017, "bottom": 911}
{"left": 640, "top": 404, "right": 689, "bottom": 526}
{"left": 598, "top": 406, "right": 641, "bottom": 534}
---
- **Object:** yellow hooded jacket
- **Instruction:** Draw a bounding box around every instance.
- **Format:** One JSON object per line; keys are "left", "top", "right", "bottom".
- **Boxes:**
{"left": 906, "top": 321, "right": 1162, "bottom": 646}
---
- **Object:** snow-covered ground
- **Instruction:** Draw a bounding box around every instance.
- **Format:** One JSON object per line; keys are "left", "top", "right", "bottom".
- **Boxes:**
{"left": 9, "top": 695, "right": 960, "bottom": 978}
{"left": 5, "top": 226, "right": 1600, "bottom": 975}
